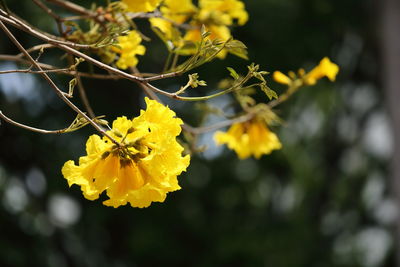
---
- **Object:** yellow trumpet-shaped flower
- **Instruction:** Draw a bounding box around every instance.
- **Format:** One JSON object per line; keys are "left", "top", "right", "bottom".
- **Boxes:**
{"left": 273, "top": 57, "right": 339, "bottom": 85}
{"left": 122, "top": 0, "right": 162, "bottom": 13}
{"left": 214, "top": 119, "right": 282, "bottom": 159}
{"left": 272, "top": 71, "right": 292, "bottom": 85}
{"left": 304, "top": 57, "right": 339, "bottom": 85}
{"left": 112, "top": 30, "right": 146, "bottom": 70}
{"left": 62, "top": 98, "right": 190, "bottom": 208}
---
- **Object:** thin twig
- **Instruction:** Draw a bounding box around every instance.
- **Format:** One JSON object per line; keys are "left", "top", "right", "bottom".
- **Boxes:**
{"left": 0, "top": 19, "right": 121, "bottom": 146}
{"left": 0, "top": 7, "right": 252, "bottom": 103}
{"left": 0, "top": 12, "right": 145, "bottom": 79}
{"left": 45, "top": 0, "right": 97, "bottom": 17}
{"left": 17, "top": 43, "right": 55, "bottom": 57}
{"left": 1, "top": 110, "right": 68, "bottom": 134}
{"left": 135, "top": 73, "right": 253, "bottom": 135}
{"left": 65, "top": 49, "right": 96, "bottom": 119}
{"left": 134, "top": 70, "right": 165, "bottom": 102}
{"left": 182, "top": 113, "right": 254, "bottom": 135}
{"left": 0, "top": 67, "right": 70, "bottom": 74}
{"left": 0, "top": 54, "right": 120, "bottom": 79}
{"left": 267, "top": 80, "right": 302, "bottom": 108}
{"left": 44, "top": 0, "right": 107, "bottom": 28}
{"left": 0, "top": 10, "right": 94, "bottom": 49}
{"left": 0, "top": 10, "right": 193, "bottom": 99}
{"left": 143, "top": 71, "right": 183, "bottom": 82}
{"left": 75, "top": 74, "right": 96, "bottom": 118}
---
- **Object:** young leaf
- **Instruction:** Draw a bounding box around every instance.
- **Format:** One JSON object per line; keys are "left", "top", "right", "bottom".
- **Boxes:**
{"left": 227, "top": 67, "right": 240, "bottom": 80}
{"left": 68, "top": 78, "right": 77, "bottom": 97}
{"left": 225, "top": 39, "right": 248, "bottom": 60}
{"left": 260, "top": 83, "right": 278, "bottom": 100}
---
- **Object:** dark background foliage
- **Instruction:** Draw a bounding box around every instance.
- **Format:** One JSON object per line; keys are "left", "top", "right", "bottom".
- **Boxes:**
{"left": 0, "top": 0, "right": 395, "bottom": 266}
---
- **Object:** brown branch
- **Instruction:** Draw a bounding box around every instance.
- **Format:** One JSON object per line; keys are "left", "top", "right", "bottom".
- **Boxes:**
{"left": 135, "top": 71, "right": 253, "bottom": 135}
{"left": 75, "top": 74, "right": 96, "bottom": 118}
{"left": 182, "top": 113, "right": 254, "bottom": 135}
{"left": 45, "top": 0, "right": 98, "bottom": 19}
{"left": 0, "top": 10, "right": 188, "bottom": 98}
{"left": 0, "top": 10, "right": 93, "bottom": 49}
{"left": 44, "top": 0, "right": 107, "bottom": 27}
{"left": 0, "top": 13, "right": 185, "bottom": 98}
{"left": 0, "top": 110, "right": 68, "bottom": 134}
{"left": 0, "top": 7, "right": 236, "bottom": 102}
{"left": 0, "top": 54, "right": 120, "bottom": 79}
{"left": 17, "top": 43, "right": 55, "bottom": 57}
{"left": 143, "top": 71, "right": 183, "bottom": 82}
{"left": 0, "top": 19, "right": 121, "bottom": 146}
{"left": 0, "top": 67, "right": 70, "bottom": 74}
{"left": 0, "top": 12, "right": 145, "bottom": 79}
{"left": 267, "top": 80, "right": 302, "bottom": 108}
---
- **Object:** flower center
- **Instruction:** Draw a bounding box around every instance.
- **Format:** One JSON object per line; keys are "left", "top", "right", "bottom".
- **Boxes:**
{"left": 102, "top": 127, "right": 153, "bottom": 166}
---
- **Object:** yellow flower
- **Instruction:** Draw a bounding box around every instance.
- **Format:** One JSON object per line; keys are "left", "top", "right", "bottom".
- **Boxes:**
{"left": 273, "top": 57, "right": 339, "bottom": 85}
{"left": 149, "top": 0, "right": 196, "bottom": 47}
{"left": 304, "top": 57, "right": 339, "bottom": 85}
{"left": 198, "top": 0, "right": 248, "bottom": 26}
{"left": 160, "top": 0, "right": 196, "bottom": 23}
{"left": 183, "top": 24, "right": 231, "bottom": 58}
{"left": 112, "top": 30, "right": 146, "bottom": 70}
{"left": 62, "top": 98, "right": 190, "bottom": 208}
{"left": 183, "top": 0, "right": 248, "bottom": 58}
{"left": 272, "top": 71, "right": 292, "bottom": 85}
{"left": 122, "top": 0, "right": 162, "bottom": 13}
{"left": 214, "top": 119, "right": 282, "bottom": 159}
{"left": 184, "top": 24, "right": 230, "bottom": 43}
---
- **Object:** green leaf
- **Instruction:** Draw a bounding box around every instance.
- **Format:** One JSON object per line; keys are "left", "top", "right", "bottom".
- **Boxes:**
{"left": 227, "top": 67, "right": 240, "bottom": 80}
{"left": 260, "top": 83, "right": 278, "bottom": 100}
{"left": 253, "top": 72, "right": 266, "bottom": 83}
{"left": 64, "top": 114, "right": 108, "bottom": 133}
{"left": 247, "top": 63, "right": 259, "bottom": 73}
{"left": 200, "top": 25, "right": 210, "bottom": 39}
{"left": 188, "top": 73, "right": 207, "bottom": 88}
{"left": 94, "top": 35, "right": 115, "bottom": 48}
{"left": 225, "top": 39, "right": 248, "bottom": 60}
{"left": 68, "top": 78, "right": 77, "bottom": 97}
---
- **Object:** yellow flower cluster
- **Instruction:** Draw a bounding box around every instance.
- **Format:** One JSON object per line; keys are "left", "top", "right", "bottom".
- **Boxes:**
{"left": 214, "top": 119, "right": 282, "bottom": 159}
{"left": 122, "top": 0, "right": 162, "bottom": 13}
{"left": 62, "top": 98, "right": 190, "bottom": 208}
{"left": 185, "top": 0, "right": 248, "bottom": 43}
{"left": 149, "top": 0, "right": 248, "bottom": 57}
{"left": 273, "top": 57, "right": 339, "bottom": 85}
{"left": 112, "top": 30, "right": 146, "bottom": 70}
{"left": 109, "top": 0, "right": 247, "bottom": 68}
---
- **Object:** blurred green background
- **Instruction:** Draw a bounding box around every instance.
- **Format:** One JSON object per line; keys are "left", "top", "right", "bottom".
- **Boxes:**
{"left": 0, "top": 0, "right": 396, "bottom": 266}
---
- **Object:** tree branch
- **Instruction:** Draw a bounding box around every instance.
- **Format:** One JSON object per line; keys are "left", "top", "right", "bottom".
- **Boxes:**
{"left": 0, "top": 19, "right": 121, "bottom": 146}
{"left": 1, "top": 111, "right": 69, "bottom": 134}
